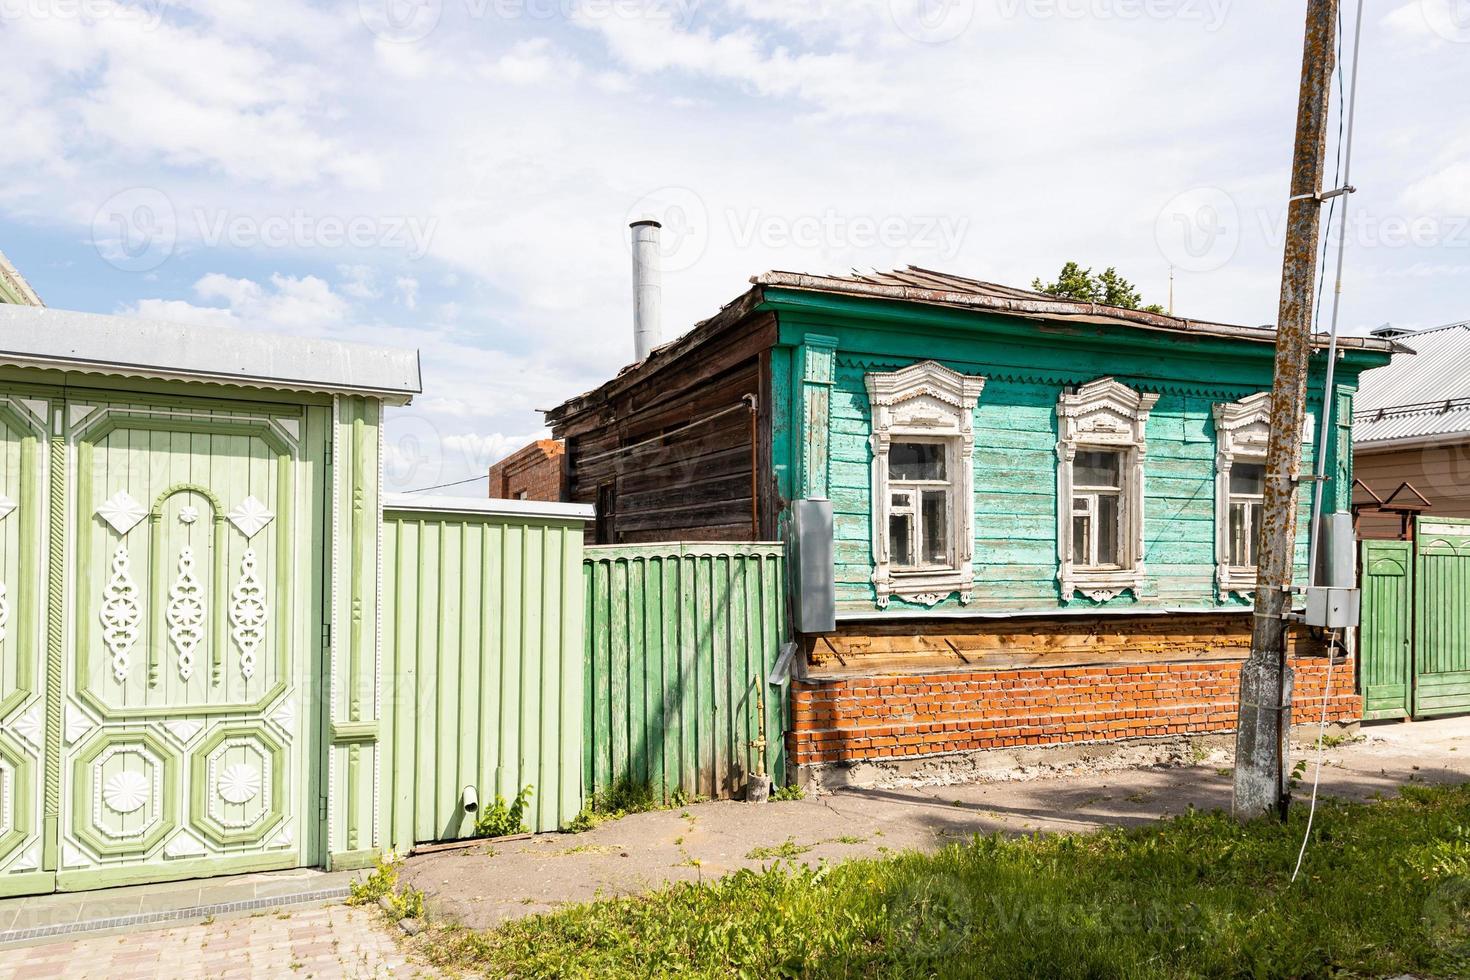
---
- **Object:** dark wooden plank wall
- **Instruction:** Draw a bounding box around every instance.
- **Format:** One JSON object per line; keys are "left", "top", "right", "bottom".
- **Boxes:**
{"left": 557, "top": 314, "right": 777, "bottom": 544}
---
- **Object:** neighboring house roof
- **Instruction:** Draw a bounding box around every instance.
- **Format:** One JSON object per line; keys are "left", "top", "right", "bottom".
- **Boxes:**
{"left": 549, "top": 265, "right": 1402, "bottom": 422}
{"left": 0, "top": 304, "right": 422, "bottom": 403}
{"left": 1354, "top": 321, "right": 1470, "bottom": 448}
{"left": 0, "top": 250, "right": 43, "bottom": 306}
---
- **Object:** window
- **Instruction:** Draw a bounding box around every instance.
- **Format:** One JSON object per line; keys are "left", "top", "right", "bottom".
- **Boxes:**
{"left": 1056, "top": 379, "right": 1158, "bottom": 602}
{"left": 1212, "top": 392, "right": 1305, "bottom": 597}
{"left": 866, "top": 361, "right": 987, "bottom": 608}
{"left": 1071, "top": 449, "right": 1123, "bottom": 567}
{"left": 887, "top": 442, "right": 950, "bottom": 569}
{"left": 1227, "top": 461, "right": 1266, "bottom": 569}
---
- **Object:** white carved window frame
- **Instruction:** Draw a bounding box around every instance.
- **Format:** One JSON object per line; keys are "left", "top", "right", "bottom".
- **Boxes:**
{"left": 866, "top": 361, "right": 986, "bottom": 609}
{"left": 1056, "top": 378, "right": 1158, "bottom": 602}
{"left": 1212, "top": 392, "right": 1313, "bottom": 598}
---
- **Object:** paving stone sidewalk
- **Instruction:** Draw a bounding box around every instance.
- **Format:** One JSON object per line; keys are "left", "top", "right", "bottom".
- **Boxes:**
{"left": 0, "top": 903, "right": 422, "bottom": 980}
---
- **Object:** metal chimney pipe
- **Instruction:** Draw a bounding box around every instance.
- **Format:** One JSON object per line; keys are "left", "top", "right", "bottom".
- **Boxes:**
{"left": 630, "top": 219, "right": 662, "bottom": 362}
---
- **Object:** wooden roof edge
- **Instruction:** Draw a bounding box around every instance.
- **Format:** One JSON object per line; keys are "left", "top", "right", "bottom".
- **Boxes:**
{"left": 543, "top": 284, "right": 767, "bottom": 426}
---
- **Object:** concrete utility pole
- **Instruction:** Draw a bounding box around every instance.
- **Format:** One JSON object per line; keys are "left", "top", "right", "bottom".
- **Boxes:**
{"left": 1233, "top": 0, "right": 1339, "bottom": 823}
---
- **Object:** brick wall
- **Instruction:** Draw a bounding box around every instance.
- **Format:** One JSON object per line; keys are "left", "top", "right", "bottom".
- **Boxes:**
{"left": 788, "top": 657, "right": 1359, "bottom": 768}
{"left": 489, "top": 439, "right": 565, "bottom": 501}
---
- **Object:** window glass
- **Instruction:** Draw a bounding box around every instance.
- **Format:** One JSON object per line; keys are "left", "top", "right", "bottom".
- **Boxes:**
{"left": 1072, "top": 513, "right": 1090, "bottom": 563}
{"left": 889, "top": 513, "right": 914, "bottom": 566}
{"left": 921, "top": 490, "right": 948, "bottom": 564}
{"left": 1229, "top": 502, "right": 1250, "bottom": 567}
{"left": 1230, "top": 461, "right": 1267, "bottom": 496}
{"left": 1096, "top": 494, "right": 1120, "bottom": 565}
{"left": 1074, "top": 450, "right": 1122, "bottom": 489}
{"left": 889, "top": 442, "right": 946, "bottom": 481}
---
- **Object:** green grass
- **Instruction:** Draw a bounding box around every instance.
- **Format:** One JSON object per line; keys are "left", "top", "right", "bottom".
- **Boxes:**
{"left": 420, "top": 783, "right": 1470, "bottom": 979}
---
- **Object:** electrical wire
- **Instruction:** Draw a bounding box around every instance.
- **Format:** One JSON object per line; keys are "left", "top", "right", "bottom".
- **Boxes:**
{"left": 402, "top": 473, "right": 490, "bottom": 494}
{"left": 1292, "top": 0, "right": 1366, "bottom": 886}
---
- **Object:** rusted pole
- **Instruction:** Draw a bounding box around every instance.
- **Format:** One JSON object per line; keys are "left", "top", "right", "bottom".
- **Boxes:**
{"left": 1233, "top": 0, "right": 1339, "bottom": 823}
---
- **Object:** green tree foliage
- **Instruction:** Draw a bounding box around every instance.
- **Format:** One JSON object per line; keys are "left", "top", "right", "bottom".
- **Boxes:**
{"left": 1032, "top": 262, "right": 1166, "bottom": 314}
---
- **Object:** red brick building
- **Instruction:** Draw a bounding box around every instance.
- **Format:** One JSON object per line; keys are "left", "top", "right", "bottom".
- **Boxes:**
{"left": 489, "top": 439, "right": 566, "bottom": 502}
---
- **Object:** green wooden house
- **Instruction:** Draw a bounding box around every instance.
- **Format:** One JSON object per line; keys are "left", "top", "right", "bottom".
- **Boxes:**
{"left": 549, "top": 259, "right": 1398, "bottom": 785}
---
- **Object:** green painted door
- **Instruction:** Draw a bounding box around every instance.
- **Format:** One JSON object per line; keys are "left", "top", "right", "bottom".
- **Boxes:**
{"left": 0, "top": 393, "right": 52, "bottom": 896}
{"left": 55, "top": 395, "right": 327, "bottom": 890}
{"left": 1414, "top": 519, "right": 1470, "bottom": 719}
{"left": 1360, "top": 539, "right": 1412, "bottom": 720}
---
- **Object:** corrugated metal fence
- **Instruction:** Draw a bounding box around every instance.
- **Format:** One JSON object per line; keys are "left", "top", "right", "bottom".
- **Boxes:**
{"left": 583, "top": 543, "right": 789, "bottom": 803}
{"left": 380, "top": 499, "right": 590, "bottom": 846}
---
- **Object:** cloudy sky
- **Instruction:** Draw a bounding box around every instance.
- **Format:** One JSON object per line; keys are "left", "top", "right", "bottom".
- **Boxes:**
{"left": 1, "top": 0, "right": 1466, "bottom": 493}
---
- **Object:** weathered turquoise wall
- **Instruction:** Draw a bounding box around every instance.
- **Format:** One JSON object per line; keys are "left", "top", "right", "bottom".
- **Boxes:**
{"left": 766, "top": 290, "right": 1388, "bottom": 617}
{"left": 380, "top": 503, "right": 587, "bottom": 846}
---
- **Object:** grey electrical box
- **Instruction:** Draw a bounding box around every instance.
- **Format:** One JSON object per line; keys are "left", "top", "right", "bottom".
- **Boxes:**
{"left": 1313, "top": 512, "right": 1357, "bottom": 589}
{"left": 1304, "top": 587, "right": 1361, "bottom": 629}
{"left": 791, "top": 499, "right": 836, "bottom": 634}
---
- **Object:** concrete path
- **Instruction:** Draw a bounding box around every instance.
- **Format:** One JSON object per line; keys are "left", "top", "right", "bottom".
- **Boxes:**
{"left": 404, "top": 717, "right": 1470, "bottom": 930}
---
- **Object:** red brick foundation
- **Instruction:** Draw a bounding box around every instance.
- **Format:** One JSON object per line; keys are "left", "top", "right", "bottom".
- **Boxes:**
{"left": 788, "top": 657, "right": 1359, "bottom": 768}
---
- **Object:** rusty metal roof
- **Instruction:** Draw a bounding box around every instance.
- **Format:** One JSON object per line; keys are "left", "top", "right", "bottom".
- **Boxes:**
{"left": 756, "top": 267, "right": 1400, "bottom": 353}
{"left": 547, "top": 266, "right": 1402, "bottom": 424}
{"left": 1354, "top": 321, "right": 1470, "bottom": 447}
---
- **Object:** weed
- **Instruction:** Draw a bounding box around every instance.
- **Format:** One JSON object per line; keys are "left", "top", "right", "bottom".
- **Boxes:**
{"left": 770, "top": 784, "right": 806, "bottom": 802}
{"left": 1317, "top": 732, "right": 1366, "bottom": 749}
{"left": 568, "top": 779, "right": 703, "bottom": 833}
{"left": 347, "top": 853, "right": 425, "bottom": 921}
{"left": 474, "top": 786, "right": 533, "bottom": 839}
{"left": 746, "top": 837, "right": 814, "bottom": 861}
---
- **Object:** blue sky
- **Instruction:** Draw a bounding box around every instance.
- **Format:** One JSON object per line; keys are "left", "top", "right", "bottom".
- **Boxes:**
{"left": 1, "top": 0, "right": 1467, "bottom": 493}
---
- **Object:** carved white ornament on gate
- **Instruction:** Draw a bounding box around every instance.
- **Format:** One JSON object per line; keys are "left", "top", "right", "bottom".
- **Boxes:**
{"left": 101, "top": 770, "right": 150, "bottom": 815}
{"left": 0, "top": 583, "right": 8, "bottom": 647}
{"left": 97, "top": 490, "right": 147, "bottom": 536}
{"left": 217, "top": 763, "right": 262, "bottom": 805}
{"left": 166, "top": 547, "right": 206, "bottom": 681}
{"left": 100, "top": 546, "right": 142, "bottom": 683}
{"left": 227, "top": 496, "right": 275, "bottom": 539}
{"left": 229, "top": 550, "right": 268, "bottom": 679}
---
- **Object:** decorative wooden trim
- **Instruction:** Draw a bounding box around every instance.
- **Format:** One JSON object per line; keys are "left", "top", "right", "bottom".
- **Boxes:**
{"left": 866, "top": 361, "right": 987, "bottom": 609}
{"left": 798, "top": 335, "right": 838, "bottom": 500}
{"left": 329, "top": 721, "right": 379, "bottom": 744}
{"left": 1056, "top": 378, "right": 1158, "bottom": 603}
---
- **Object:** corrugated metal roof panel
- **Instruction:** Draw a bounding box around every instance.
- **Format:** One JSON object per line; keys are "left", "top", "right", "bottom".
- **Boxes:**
{"left": 1353, "top": 321, "right": 1470, "bottom": 445}
{"left": 0, "top": 304, "right": 422, "bottom": 402}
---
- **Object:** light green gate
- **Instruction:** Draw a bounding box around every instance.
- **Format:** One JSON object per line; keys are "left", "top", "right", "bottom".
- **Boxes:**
{"left": 1360, "top": 539, "right": 1412, "bottom": 720}
{"left": 0, "top": 391, "right": 50, "bottom": 896}
{"left": 1413, "top": 518, "right": 1470, "bottom": 718}
{"left": 56, "top": 395, "right": 329, "bottom": 891}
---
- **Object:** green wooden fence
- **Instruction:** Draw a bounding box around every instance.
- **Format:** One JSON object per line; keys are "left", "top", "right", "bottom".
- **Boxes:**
{"left": 380, "top": 498, "right": 592, "bottom": 845}
{"left": 583, "top": 543, "right": 789, "bottom": 803}
{"left": 1360, "top": 539, "right": 1412, "bottom": 720}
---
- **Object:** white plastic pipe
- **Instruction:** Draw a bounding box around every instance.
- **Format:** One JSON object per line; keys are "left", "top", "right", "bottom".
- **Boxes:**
{"left": 631, "top": 220, "right": 662, "bottom": 362}
{"left": 461, "top": 785, "right": 479, "bottom": 814}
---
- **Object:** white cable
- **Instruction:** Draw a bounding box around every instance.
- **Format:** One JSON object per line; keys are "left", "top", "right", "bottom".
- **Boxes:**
{"left": 1293, "top": 0, "right": 1365, "bottom": 885}
{"left": 1291, "top": 634, "right": 1337, "bottom": 882}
